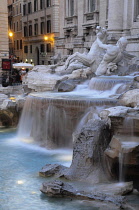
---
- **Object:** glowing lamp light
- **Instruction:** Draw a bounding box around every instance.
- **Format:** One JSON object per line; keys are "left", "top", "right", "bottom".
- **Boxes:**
{"left": 44, "top": 36, "right": 48, "bottom": 41}
{"left": 9, "top": 97, "right": 16, "bottom": 102}
{"left": 9, "top": 32, "right": 13, "bottom": 37}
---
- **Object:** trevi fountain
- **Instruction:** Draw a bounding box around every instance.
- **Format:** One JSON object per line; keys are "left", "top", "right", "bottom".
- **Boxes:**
{"left": 0, "top": 26, "right": 139, "bottom": 209}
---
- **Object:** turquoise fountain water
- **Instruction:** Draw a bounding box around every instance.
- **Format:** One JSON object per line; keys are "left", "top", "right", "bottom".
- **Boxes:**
{"left": 0, "top": 129, "right": 101, "bottom": 210}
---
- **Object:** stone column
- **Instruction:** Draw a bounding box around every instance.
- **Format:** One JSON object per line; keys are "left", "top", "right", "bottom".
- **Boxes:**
{"left": 0, "top": 1, "right": 9, "bottom": 69}
{"left": 108, "top": 0, "right": 124, "bottom": 35}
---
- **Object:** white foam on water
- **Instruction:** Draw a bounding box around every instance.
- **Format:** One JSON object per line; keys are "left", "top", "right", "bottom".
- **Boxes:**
{"left": 7, "top": 136, "right": 72, "bottom": 156}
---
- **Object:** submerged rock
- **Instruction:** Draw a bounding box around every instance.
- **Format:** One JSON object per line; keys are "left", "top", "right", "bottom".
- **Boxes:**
{"left": 57, "top": 80, "right": 76, "bottom": 92}
{"left": 40, "top": 180, "right": 75, "bottom": 197}
{"left": 40, "top": 180, "right": 133, "bottom": 207}
{"left": 39, "top": 164, "right": 68, "bottom": 177}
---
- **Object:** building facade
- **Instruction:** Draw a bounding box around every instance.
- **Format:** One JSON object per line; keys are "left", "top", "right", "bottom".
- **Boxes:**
{"left": 22, "top": 0, "right": 60, "bottom": 65}
{"left": 56, "top": 0, "right": 139, "bottom": 59}
{"left": 0, "top": 0, "right": 9, "bottom": 69}
{"left": 7, "top": 0, "right": 139, "bottom": 65}
{"left": 8, "top": 0, "right": 23, "bottom": 62}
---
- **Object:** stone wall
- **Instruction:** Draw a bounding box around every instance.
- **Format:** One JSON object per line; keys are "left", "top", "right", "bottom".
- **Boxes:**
{"left": 0, "top": 0, "right": 9, "bottom": 69}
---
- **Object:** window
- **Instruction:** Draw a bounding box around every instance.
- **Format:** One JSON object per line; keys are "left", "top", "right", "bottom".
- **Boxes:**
{"left": 87, "top": 0, "right": 95, "bottom": 12}
{"left": 14, "top": 41, "right": 16, "bottom": 50}
{"left": 28, "top": 2, "right": 32, "bottom": 14}
{"left": 40, "top": 0, "right": 44, "bottom": 9}
{"left": 34, "top": 0, "right": 38, "bottom": 12}
{"left": 23, "top": 4, "right": 26, "bottom": 15}
{"left": 17, "top": 21, "right": 18, "bottom": 31}
{"left": 47, "top": 20, "right": 51, "bottom": 33}
{"left": 46, "top": 0, "right": 51, "bottom": 7}
{"left": 13, "top": 22, "right": 15, "bottom": 32}
{"left": 40, "top": 44, "right": 45, "bottom": 52}
{"left": 30, "top": 45, "right": 32, "bottom": 53}
{"left": 16, "top": 5, "right": 18, "bottom": 15}
{"left": 67, "top": 0, "right": 74, "bottom": 16}
{"left": 106, "top": 0, "right": 109, "bottom": 20}
{"left": 17, "top": 40, "right": 19, "bottom": 50}
{"left": 20, "top": 20, "right": 22, "bottom": 30}
{"left": 20, "top": 40, "right": 22, "bottom": 49}
{"left": 134, "top": 0, "right": 139, "bottom": 20}
{"left": 29, "top": 25, "right": 32, "bottom": 36}
{"left": 41, "top": 21, "right": 45, "bottom": 34}
{"left": 46, "top": 43, "right": 51, "bottom": 52}
{"left": 24, "top": 26, "right": 28, "bottom": 37}
{"left": 13, "top": 7, "right": 15, "bottom": 16}
{"left": 24, "top": 46, "right": 28, "bottom": 53}
{"left": 34, "top": 23, "right": 38, "bottom": 35}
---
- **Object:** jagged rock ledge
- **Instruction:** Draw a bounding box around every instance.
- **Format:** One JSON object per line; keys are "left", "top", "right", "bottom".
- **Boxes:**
{"left": 40, "top": 179, "right": 133, "bottom": 208}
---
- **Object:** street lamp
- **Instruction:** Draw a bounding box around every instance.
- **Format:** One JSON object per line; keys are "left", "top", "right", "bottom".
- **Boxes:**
{"left": 8, "top": 31, "right": 14, "bottom": 59}
{"left": 44, "top": 35, "right": 48, "bottom": 41}
{"left": 9, "top": 31, "right": 13, "bottom": 37}
{"left": 44, "top": 34, "right": 54, "bottom": 43}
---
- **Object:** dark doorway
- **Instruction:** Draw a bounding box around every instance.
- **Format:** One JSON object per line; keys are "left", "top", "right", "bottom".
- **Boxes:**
{"left": 35, "top": 47, "right": 40, "bottom": 65}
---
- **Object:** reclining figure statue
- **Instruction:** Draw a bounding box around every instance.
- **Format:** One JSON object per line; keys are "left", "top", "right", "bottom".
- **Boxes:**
{"left": 95, "top": 36, "right": 130, "bottom": 76}
{"left": 63, "top": 26, "right": 108, "bottom": 72}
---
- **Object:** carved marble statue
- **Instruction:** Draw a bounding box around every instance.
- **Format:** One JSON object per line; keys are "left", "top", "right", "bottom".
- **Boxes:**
{"left": 63, "top": 26, "right": 108, "bottom": 72}
{"left": 95, "top": 37, "right": 128, "bottom": 76}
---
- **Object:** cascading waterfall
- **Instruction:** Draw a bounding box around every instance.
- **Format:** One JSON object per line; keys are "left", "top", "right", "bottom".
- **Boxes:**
{"left": 118, "top": 116, "right": 138, "bottom": 182}
{"left": 18, "top": 76, "right": 134, "bottom": 149}
{"left": 119, "top": 147, "right": 124, "bottom": 182}
{"left": 89, "top": 76, "right": 133, "bottom": 95}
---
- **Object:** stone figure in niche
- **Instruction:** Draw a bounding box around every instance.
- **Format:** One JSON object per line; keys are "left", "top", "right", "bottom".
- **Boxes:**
{"left": 63, "top": 26, "right": 108, "bottom": 72}
{"left": 95, "top": 37, "right": 128, "bottom": 76}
